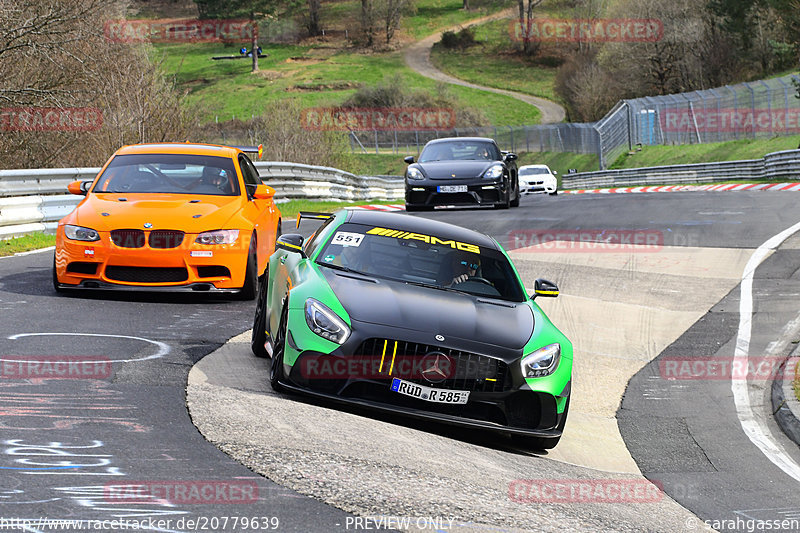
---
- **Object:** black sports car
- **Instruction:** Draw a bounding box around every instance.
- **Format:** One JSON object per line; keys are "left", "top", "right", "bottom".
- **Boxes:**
{"left": 252, "top": 209, "right": 572, "bottom": 449}
{"left": 403, "top": 137, "right": 520, "bottom": 211}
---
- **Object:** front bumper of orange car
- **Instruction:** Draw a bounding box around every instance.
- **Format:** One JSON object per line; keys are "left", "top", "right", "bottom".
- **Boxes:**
{"left": 54, "top": 228, "right": 249, "bottom": 292}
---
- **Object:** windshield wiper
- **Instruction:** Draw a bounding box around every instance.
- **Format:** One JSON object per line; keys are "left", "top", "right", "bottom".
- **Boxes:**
{"left": 402, "top": 279, "right": 471, "bottom": 296}
{"left": 316, "top": 262, "right": 372, "bottom": 277}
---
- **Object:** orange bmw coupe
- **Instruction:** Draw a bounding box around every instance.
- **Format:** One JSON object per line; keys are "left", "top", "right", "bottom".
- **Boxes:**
{"left": 53, "top": 143, "right": 281, "bottom": 299}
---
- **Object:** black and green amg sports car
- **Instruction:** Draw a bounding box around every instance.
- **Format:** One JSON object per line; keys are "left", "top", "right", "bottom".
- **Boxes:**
{"left": 251, "top": 209, "right": 572, "bottom": 449}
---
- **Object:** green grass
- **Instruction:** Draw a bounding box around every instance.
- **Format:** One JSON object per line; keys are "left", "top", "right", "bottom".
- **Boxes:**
{"left": 430, "top": 18, "right": 562, "bottom": 104}
{"left": 277, "top": 199, "right": 380, "bottom": 220}
{"left": 157, "top": 41, "right": 540, "bottom": 126}
{"left": 402, "top": 0, "right": 510, "bottom": 40}
{"left": 316, "top": 0, "right": 510, "bottom": 40}
{"left": 0, "top": 233, "right": 56, "bottom": 256}
{"left": 795, "top": 362, "right": 799, "bottom": 402}
{"left": 610, "top": 135, "right": 800, "bottom": 169}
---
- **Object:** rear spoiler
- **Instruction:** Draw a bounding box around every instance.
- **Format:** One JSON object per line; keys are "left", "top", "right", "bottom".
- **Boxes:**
{"left": 296, "top": 211, "right": 333, "bottom": 229}
{"left": 233, "top": 144, "right": 263, "bottom": 159}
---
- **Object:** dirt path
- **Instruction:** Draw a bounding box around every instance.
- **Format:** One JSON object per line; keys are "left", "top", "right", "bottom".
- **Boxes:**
{"left": 403, "top": 9, "right": 566, "bottom": 124}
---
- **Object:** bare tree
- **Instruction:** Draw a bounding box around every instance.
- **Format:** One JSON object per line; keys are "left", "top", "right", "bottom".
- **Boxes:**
{"left": 0, "top": 0, "right": 196, "bottom": 168}
{"left": 361, "top": 0, "right": 376, "bottom": 46}
{"left": 517, "top": 0, "right": 543, "bottom": 55}
{"left": 308, "top": 0, "right": 321, "bottom": 36}
{"left": 380, "top": 0, "right": 414, "bottom": 44}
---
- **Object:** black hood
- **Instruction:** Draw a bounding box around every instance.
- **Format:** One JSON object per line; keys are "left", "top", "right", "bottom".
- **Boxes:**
{"left": 413, "top": 160, "right": 499, "bottom": 180}
{"left": 322, "top": 269, "right": 533, "bottom": 351}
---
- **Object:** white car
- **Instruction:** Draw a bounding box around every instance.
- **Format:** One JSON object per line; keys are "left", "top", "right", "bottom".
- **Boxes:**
{"left": 519, "top": 164, "right": 558, "bottom": 195}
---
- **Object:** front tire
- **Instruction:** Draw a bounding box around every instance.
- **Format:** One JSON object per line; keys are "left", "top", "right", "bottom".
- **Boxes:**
{"left": 270, "top": 307, "right": 288, "bottom": 392}
{"left": 52, "top": 255, "right": 64, "bottom": 294}
{"left": 237, "top": 235, "right": 258, "bottom": 300}
{"left": 495, "top": 183, "right": 511, "bottom": 209}
{"left": 510, "top": 179, "right": 520, "bottom": 207}
{"left": 251, "top": 268, "right": 269, "bottom": 358}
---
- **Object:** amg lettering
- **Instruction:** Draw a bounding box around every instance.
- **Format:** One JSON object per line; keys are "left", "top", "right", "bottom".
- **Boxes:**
{"left": 366, "top": 227, "right": 481, "bottom": 253}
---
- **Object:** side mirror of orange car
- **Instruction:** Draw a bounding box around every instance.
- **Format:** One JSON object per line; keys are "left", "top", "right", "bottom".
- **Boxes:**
{"left": 253, "top": 184, "right": 275, "bottom": 200}
{"left": 67, "top": 180, "right": 90, "bottom": 195}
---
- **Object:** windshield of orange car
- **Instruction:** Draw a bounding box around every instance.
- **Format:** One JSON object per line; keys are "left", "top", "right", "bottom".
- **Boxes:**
{"left": 92, "top": 154, "right": 240, "bottom": 196}
{"left": 315, "top": 223, "right": 526, "bottom": 302}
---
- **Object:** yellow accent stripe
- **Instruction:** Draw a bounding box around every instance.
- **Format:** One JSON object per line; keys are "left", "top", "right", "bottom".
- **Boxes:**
{"left": 379, "top": 339, "right": 388, "bottom": 373}
{"left": 388, "top": 341, "right": 398, "bottom": 375}
{"left": 485, "top": 378, "right": 497, "bottom": 382}
{"left": 535, "top": 290, "right": 559, "bottom": 296}
{"left": 282, "top": 242, "right": 303, "bottom": 251}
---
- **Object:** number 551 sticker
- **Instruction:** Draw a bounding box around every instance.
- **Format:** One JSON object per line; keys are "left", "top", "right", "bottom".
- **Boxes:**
{"left": 331, "top": 232, "right": 364, "bottom": 247}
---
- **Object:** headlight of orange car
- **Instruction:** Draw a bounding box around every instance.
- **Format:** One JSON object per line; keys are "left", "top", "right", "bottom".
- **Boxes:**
{"left": 195, "top": 230, "right": 239, "bottom": 245}
{"left": 64, "top": 224, "right": 100, "bottom": 242}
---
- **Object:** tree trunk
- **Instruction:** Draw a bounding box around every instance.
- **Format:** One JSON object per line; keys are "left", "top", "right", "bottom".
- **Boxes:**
{"left": 308, "top": 0, "right": 321, "bottom": 36}
{"left": 361, "top": 0, "right": 375, "bottom": 46}
{"left": 251, "top": 13, "right": 258, "bottom": 73}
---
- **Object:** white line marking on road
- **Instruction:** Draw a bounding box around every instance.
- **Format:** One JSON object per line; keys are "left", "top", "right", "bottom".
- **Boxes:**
{"left": 6, "top": 333, "right": 169, "bottom": 363}
{"left": 0, "top": 246, "right": 55, "bottom": 260}
{"left": 733, "top": 219, "right": 800, "bottom": 483}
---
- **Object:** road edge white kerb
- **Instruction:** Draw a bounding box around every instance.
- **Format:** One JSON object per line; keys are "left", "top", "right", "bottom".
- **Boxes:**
{"left": 733, "top": 220, "right": 800, "bottom": 483}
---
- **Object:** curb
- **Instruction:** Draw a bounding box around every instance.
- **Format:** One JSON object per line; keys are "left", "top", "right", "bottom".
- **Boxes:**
{"left": 564, "top": 183, "right": 800, "bottom": 194}
{"left": 771, "top": 350, "right": 800, "bottom": 446}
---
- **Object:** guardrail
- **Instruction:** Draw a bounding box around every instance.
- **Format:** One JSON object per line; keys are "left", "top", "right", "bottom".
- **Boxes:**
{"left": 0, "top": 163, "right": 403, "bottom": 239}
{"left": 562, "top": 149, "right": 800, "bottom": 190}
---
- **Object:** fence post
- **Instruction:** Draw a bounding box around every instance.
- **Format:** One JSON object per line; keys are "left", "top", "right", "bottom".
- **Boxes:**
{"left": 596, "top": 125, "right": 605, "bottom": 170}
{"left": 726, "top": 86, "right": 738, "bottom": 140}
{"left": 745, "top": 82, "right": 756, "bottom": 138}
{"left": 760, "top": 80, "right": 772, "bottom": 138}
{"left": 525, "top": 125, "right": 530, "bottom": 152}
{"left": 776, "top": 78, "right": 790, "bottom": 136}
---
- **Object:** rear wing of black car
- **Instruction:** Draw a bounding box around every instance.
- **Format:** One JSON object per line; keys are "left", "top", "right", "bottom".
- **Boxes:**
{"left": 296, "top": 211, "right": 333, "bottom": 229}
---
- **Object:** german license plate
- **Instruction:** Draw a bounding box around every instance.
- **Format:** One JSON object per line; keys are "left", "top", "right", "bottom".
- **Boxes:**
{"left": 437, "top": 185, "right": 467, "bottom": 193}
{"left": 390, "top": 378, "right": 469, "bottom": 405}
